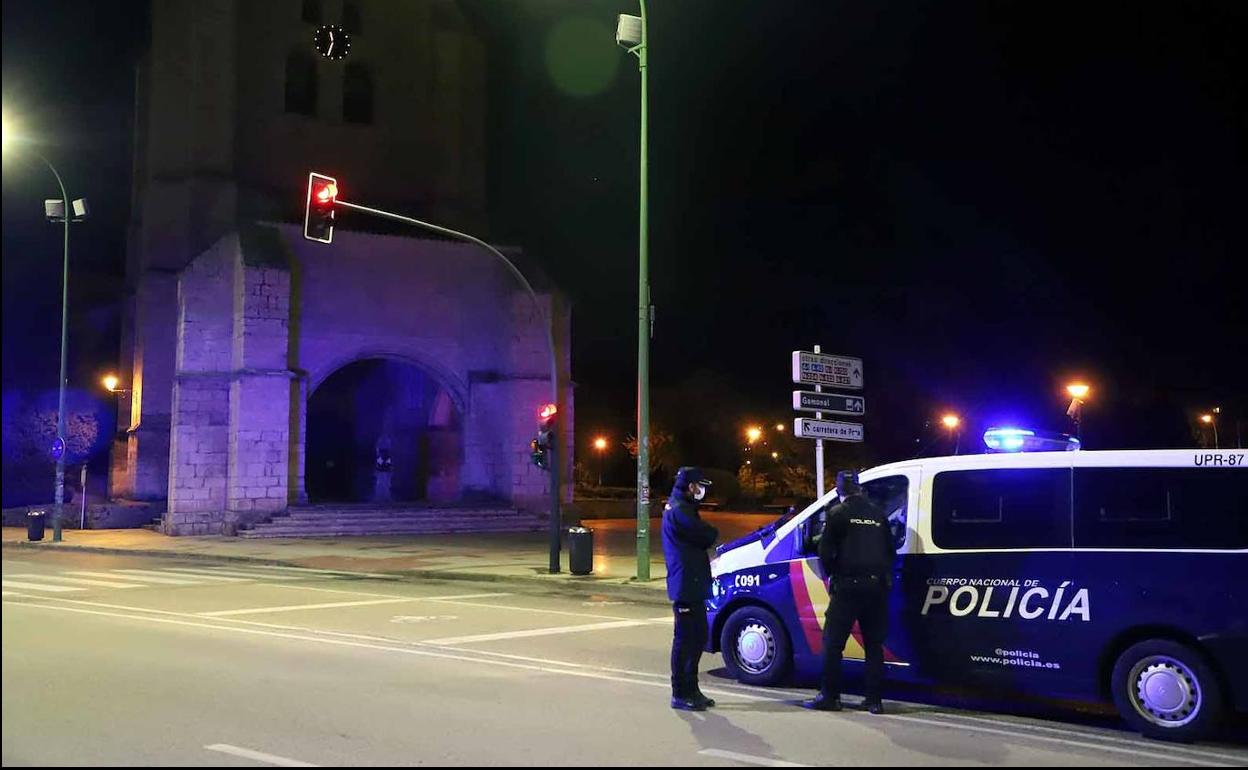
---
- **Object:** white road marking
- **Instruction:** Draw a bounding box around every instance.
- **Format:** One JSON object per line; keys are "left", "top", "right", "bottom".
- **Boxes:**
{"left": 427, "top": 598, "right": 659, "bottom": 622}
{"left": 143, "top": 569, "right": 249, "bottom": 582}
{"left": 157, "top": 567, "right": 306, "bottom": 581}
{"left": 390, "top": 615, "right": 459, "bottom": 623}
{"left": 879, "top": 713, "right": 1232, "bottom": 767}
{"left": 6, "top": 595, "right": 1243, "bottom": 767}
{"left": 204, "top": 743, "right": 318, "bottom": 767}
{"left": 698, "top": 749, "right": 808, "bottom": 767}
{"left": 103, "top": 570, "right": 206, "bottom": 585}
{"left": 199, "top": 597, "right": 426, "bottom": 617}
{"left": 247, "top": 565, "right": 398, "bottom": 579}
{"left": 423, "top": 618, "right": 669, "bottom": 646}
{"left": 0, "top": 580, "right": 83, "bottom": 593}
{"left": 268, "top": 584, "right": 511, "bottom": 601}
{"left": 6, "top": 573, "right": 144, "bottom": 589}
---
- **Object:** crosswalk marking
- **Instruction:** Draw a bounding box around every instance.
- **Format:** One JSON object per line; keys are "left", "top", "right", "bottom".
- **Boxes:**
{"left": 249, "top": 565, "right": 395, "bottom": 579}
{"left": 146, "top": 569, "right": 250, "bottom": 582}
{"left": 5, "top": 573, "right": 144, "bottom": 589}
{"left": 0, "top": 580, "right": 84, "bottom": 593}
{"left": 104, "top": 570, "right": 206, "bottom": 585}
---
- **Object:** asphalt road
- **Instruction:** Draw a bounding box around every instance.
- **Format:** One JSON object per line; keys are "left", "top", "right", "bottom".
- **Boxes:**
{"left": 4, "top": 549, "right": 1246, "bottom": 767}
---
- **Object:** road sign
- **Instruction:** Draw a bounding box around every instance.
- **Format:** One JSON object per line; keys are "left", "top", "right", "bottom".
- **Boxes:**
{"left": 792, "top": 391, "right": 865, "bottom": 416}
{"left": 791, "top": 351, "right": 863, "bottom": 390}
{"left": 794, "top": 418, "right": 864, "bottom": 443}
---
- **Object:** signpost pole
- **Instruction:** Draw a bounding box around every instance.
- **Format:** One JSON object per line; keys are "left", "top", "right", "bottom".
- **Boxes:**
{"left": 814, "top": 344, "right": 825, "bottom": 497}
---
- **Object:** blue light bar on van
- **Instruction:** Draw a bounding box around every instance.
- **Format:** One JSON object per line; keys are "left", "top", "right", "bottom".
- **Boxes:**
{"left": 983, "top": 427, "right": 1081, "bottom": 453}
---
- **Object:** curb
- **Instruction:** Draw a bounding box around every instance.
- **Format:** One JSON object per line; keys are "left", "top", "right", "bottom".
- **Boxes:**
{"left": 1, "top": 540, "right": 672, "bottom": 606}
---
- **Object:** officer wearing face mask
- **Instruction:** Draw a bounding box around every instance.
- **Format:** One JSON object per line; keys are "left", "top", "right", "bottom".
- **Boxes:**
{"left": 803, "top": 470, "right": 896, "bottom": 714}
{"left": 662, "top": 466, "right": 719, "bottom": 711}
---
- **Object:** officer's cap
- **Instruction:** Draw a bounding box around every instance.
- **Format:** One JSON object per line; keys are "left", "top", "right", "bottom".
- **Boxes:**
{"left": 674, "top": 467, "right": 713, "bottom": 488}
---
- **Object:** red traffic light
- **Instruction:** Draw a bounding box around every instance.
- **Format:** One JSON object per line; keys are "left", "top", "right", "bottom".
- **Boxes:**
{"left": 304, "top": 172, "right": 338, "bottom": 244}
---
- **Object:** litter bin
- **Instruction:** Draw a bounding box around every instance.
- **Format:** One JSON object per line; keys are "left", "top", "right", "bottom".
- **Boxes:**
{"left": 27, "top": 510, "right": 46, "bottom": 542}
{"left": 568, "top": 526, "right": 594, "bottom": 576}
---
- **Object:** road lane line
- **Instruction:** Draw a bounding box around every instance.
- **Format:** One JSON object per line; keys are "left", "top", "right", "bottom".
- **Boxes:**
{"left": 914, "top": 712, "right": 1248, "bottom": 764}
{"left": 0, "top": 580, "right": 83, "bottom": 593}
{"left": 199, "top": 597, "right": 425, "bottom": 617}
{"left": 427, "top": 598, "right": 660, "bottom": 622}
{"left": 269, "top": 585, "right": 511, "bottom": 601}
{"left": 144, "top": 569, "right": 249, "bottom": 582}
{"left": 697, "top": 749, "right": 809, "bottom": 767}
{"left": 103, "top": 570, "right": 206, "bottom": 585}
{"left": 423, "top": 618, "right": 669, "bottom": 646}
{"left": 7, "top": 573, "right": 144, "bottom": 589}
{"left": 157, "top": 567, "right": 306, "bottom": 581}
{"left": 204, "top": 744, "right": 318, "bottom": 767}
{"left": 246, "top": 565, "right": 398, "bottom": 579}
{"left": 879, "top": 713, "right": 1231, "bottom": 767}
{"left": 6, "top": 595, "right": 1240, "bottom": 767}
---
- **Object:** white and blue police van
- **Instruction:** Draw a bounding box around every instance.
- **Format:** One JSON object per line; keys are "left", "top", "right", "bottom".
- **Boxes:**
{"left": 706, "top": 447, "right": 1247, "bottom": 741}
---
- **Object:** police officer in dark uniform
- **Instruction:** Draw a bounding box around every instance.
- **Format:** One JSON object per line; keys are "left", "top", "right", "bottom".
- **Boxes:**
{"left": 662, "top": 466, "right": 719, "bottom": 711}
{"left": 803, "top": 470, "right": 897, "bottom": 714}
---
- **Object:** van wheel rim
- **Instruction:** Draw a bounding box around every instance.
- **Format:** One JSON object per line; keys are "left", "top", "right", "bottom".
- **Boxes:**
{"left": 736, "top": 622, "right": 776, "bottom": 675}
{"left": 1129, "top": 655, "right": 1201, "bottom": 728}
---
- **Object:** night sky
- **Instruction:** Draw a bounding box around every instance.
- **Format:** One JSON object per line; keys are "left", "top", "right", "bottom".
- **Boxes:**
{"left": 4, "top": 1, "right": 1245, "bottom": 483}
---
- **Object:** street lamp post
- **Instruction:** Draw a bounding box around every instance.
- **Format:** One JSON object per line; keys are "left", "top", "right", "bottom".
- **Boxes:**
{"left": 4, "top": 122, "right": 81, "bottom": 543}
{"left": 1200, "top": 411, "right": 1219, "bottom": 449}
{"left": 618, "top": 5, "right": 651, "bottom": 580}
{"left": 1066, "top": 383, "right": 1091, "bottom": 441}
{"left": 941, "top": 414, "right": 962, "bottom": 455}
{"left": 593, "top": 437, "right": 608, "bottom": 486}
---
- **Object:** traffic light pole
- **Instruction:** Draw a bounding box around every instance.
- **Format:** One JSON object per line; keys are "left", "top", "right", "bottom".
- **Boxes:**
{"left": 335, "top": 199, "right": 564, "bottom": 573}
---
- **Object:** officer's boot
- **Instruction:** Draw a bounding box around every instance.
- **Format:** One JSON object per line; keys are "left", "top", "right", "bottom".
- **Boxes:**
{"left": 670, "top": 678, "right": 706, "bottom": 711}
{"left": 691, "top": 682, "right": 716, "bottom": 709}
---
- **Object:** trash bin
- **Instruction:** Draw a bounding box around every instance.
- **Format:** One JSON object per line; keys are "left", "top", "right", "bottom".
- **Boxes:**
{"left": 568, "top": 526, "right": 594, "bottom": 576}
{"left": 27, "top": 510, "right": 46, "bottom": 542}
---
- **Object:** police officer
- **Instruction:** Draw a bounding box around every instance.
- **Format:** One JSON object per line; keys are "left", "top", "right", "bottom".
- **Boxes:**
{"left": 662, "top": 466, "right": 719, "bottom": 711}
{"left": 803, "top": 470, "right": 896, "bottom": 714}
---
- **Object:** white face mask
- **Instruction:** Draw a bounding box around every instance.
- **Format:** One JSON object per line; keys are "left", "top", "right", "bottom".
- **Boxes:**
{"left": 692, "top": 484, "right": 707, "bottom": 501}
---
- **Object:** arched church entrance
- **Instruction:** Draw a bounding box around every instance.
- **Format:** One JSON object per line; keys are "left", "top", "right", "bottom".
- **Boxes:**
{"left": 305, "top": 358, "right": 462, "bottom": 504}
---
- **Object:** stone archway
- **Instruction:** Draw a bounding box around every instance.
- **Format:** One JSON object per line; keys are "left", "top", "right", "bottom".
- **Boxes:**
{"left": 305, "top": 358, "right": 463, "bottom": 504}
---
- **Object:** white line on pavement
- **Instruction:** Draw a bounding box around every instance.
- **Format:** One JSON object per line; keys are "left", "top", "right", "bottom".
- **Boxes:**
{"left": 125, "top": 569, "right": 247, "bottom": 583}
{"left": 199, "top": 597, "right": 427, "bottom": 617}
{"left": 6, "top": 573, "right": 144, "bottom": 589}
{"left": 268, "top": 585, "right": 511, "bottom": 601}
{"left": 879, "top": 713, "right": 1231, "bottom": 767}
{"left": 156, "top": 567, "right": 306, "bottom": 581}
{"left": 6, "top": 595, "right": 1242, "bottom": 767}
{"left": 103, "top": 570, "right": 206, "bottom": 585}
{"left": 423, "top": 618, "right": 670, "bottom": 646}
{"left": 204, "top": 743, "right": 319, "bottom": 767}
{"left": 427, "top": 598, "right": 663, "bottom": 622}
{"left": 697, "top": 749, "right": 809, "bottom": 767}
{"left": 0, "top": 580, "right": 83, "bottom": 593}
{"left": 247, "top": 565, "right": 398, "bottom": 579}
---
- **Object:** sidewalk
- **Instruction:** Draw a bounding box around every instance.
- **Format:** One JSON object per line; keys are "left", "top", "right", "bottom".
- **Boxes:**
{"left": 2, "top": 513, "right": 775, "bottom": 604}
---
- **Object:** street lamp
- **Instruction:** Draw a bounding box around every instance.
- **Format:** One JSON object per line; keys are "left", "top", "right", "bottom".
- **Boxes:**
{"left": 1065, "top": 383, "right": 1091, "bottom": 440}
{"left": 746, "top": 426, "right": 763, "bottom": 445}
{"left": 1200, "top": 411, "right": 1220, "bottom": 449}
{"left": 775, "top": 423, "right": 785, "bottom": 432}
{"left": 593, "top": 436, "right": 609, "bottom": 486}
{"left": 3, "top": 113, "right": 88, "bottom": 543}
{"left": 941, "top": 413, "right": 962, "bottom": 455}
{"left": 617, "top": 4, "right": 651, "bottom": 580}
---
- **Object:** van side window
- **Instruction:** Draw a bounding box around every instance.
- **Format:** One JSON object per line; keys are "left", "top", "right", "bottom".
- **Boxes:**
{"left": 865, "top": 475, "right": 909, "bottom": 550}
{"left": 933, "top": 468, "right": 1071, "bottom": 549}
{"left": 1074, "top": 468, "right": 1248, "bottom": 549}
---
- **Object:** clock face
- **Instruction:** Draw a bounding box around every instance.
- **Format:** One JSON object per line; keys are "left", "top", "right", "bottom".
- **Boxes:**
{"left": 314, "top": 24, "right": 351, "bottom": 61}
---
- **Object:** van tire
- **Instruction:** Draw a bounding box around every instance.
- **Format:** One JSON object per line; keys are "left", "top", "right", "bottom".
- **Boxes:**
{"left": 720, "top": 606, "right": 792, "bottom": 686}
{"left": 1111, "top": 639, "right": 1224, "bottom": 742}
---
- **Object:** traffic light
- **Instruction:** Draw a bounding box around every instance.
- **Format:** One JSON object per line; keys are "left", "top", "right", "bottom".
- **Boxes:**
{"left": 304, "top": 172, "right": 338, "bottom": 243}
{"left": 531, "top": 403, "right": 557, "bottom": 470}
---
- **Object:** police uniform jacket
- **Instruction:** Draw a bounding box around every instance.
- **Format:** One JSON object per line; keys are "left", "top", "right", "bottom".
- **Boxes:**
{"left": 662, "top": 493, "right": 719, "bottom": 604}
{"left": 819, "top": 494, "right": 895, "bottom": 583}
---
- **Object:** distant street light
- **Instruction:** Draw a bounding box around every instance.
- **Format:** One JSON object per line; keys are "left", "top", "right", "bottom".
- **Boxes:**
{"left": 941, "top": 413, "right": 962, "bottom": 455}
{"left": 1200, "top": 411, "right": 1220, "bottom": 449}
{"left": 4, "top": 112, "right": 88, "bottom": 543}
{"left": 775, "top": 423, "right": 785, "bottom": 432}
{"left": 1065, "top": 382, "right": 1091, "bottom": 440}
{"left": 746, "top": 426, "right": 763, "bottom": 445}
{"left": 593, "top": 436, "right": 609, "bottom": 486}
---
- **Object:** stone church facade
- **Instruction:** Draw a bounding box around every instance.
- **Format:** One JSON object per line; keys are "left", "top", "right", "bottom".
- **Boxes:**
{"left": 109, "top": 1, "right": 572, "bottom": 535}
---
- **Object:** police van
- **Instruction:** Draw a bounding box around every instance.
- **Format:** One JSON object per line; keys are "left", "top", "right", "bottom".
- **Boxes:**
{"left": 706, "top": 448, "right": 1247, "bottom": 740}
